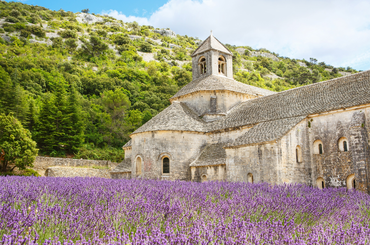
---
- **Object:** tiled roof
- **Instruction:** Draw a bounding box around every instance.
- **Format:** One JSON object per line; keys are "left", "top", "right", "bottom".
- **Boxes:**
{"left": 192, "top": 35, "right": 232, "bottom": 57}
{"left": 111, "top": 158, "right": 131, "bottom": 173}
{"left": 227, "top": 116, "right": 306, "bottom": 148}
{"left": 132, "top": 102, "right": 208, "bottom": 134}
{"left": 210, "top": 70, "right": 370, "bottom": 131}
{"left": 171, "top": 74, "right": 275, "bottom": 100}
{"left": 190, "top": 143, "right": 226, "bottom": 167}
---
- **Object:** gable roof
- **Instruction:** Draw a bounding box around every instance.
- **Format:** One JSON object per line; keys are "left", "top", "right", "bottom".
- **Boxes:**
{"left": 192, "top": 34, "right": 232, "bottom": 57}
{"left": 190, "top": 143, "right": 226, "bottom": 167}
{"left": 132, "top": 102, "right": 208, "bottom": 135}
{"left": 210, "top": 70, "right": 370, "bottom": 131}
{"left": 226, "top": 116, "right": 306, "bottom": 148}
{"left": 171, "top": 74, "right": 275, "bottom": 100}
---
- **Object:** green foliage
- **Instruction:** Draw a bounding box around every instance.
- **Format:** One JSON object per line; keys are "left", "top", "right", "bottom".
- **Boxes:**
{"left": 59, "top": 29, "right": 77, "bottom": 38}
{"left": 0, "top": 114, "right": 38, "bottom": 172}
{"left": 140, "top": 42, "right": 152, "bottom": 52}
{"left": 74, "top": 144, "right": 125, "bottom": 162}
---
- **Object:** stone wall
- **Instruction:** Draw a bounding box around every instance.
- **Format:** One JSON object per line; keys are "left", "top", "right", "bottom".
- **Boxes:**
{"left": 131, "top": 131, "right": 208, "bottom": 181}
{"left": 309, "top": 109, "right": 370, "bottom": 192}
{"left": 46, "top": 167, "right": 111, "bottom": 178}
{"left": 191, "top": 165, "right": 226, "bottom": 182}
{"left": 177, "top": 90, "right": 255, "bottom": 117}
{"left": 33, "top": 156, "right": 119, "bottom": 177}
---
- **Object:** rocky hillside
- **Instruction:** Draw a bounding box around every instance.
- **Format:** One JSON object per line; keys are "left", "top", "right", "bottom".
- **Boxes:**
{"left": 0, "top": 1, "right": 359, "bottom": 161}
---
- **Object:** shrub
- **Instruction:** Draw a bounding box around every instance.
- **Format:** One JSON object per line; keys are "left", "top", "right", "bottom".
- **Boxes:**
{"left": 3, "top": 24, "right": 15, "bottom": 32}
{"left": 59, "top": 29, "right": 77, "bottom": 38}
{"left": 74, "top": 145, "right": 125, "bottom": 163}
{"left": 9, "top": 10, "right": 21, "bottom": 18}
{"left": 140, "top": 42, "right": 152, "bottom": 53}
{"left": 114, "top": 35, "right": 130, "bottom": 45}
{"left": 28, "top": 25, "right": 46, "bottom": 38}
{"left": 5, "top": 16, "right": 20, "bottom": 23}
{"left": 20, "top": 29, "right": 31, "bottom": 38}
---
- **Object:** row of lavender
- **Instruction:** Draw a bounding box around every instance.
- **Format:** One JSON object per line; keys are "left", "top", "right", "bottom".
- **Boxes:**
{"left": 0, "top": 176, "right": 370, "bottom": 244}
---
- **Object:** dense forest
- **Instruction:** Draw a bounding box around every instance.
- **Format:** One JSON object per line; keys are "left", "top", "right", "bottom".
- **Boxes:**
{"left": 0, "top": 1, "right": 359, "bottom": 162}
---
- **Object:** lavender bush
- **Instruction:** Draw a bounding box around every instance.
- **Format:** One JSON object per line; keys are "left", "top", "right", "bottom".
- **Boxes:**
{"left": 1, "top": 176, "right": 370, "bottom": 244}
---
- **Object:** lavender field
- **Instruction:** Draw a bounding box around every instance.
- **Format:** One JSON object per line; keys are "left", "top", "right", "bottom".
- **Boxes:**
{"left": 1, "top": 177, "right": 370, "bottom": 244}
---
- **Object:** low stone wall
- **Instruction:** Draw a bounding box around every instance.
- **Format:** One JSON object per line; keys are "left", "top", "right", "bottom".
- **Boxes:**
{"left": 33, "top": 156, "right": 118, "bottom": 171}
{"left": 46, "top": 167, "right": 111, "bottom": 178}
{"left": 111, "top": 172, "right": 131, "bottom": 179}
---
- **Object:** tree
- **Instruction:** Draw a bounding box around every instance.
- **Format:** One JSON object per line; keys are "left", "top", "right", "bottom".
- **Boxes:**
{"left": 64, "top": 85, "right": 84, "bottom": 153}
{"left": 81, "top": 35, "right": 109, "bottom": 57}
{"left": 0, "top": 114, "right": 38, "bottom": 172}
{"left": 81, "top": 9, "right": 89, "bottom": 13}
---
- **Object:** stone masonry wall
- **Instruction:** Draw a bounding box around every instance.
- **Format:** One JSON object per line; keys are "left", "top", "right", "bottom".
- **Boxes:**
{"left": 309, "top": 109, "right": 369, "bottom": 193}
{"left": 46, "top": 167, "right": 111, "bottom": 178}
{"left": 33, "top": 156, "right": 119, "bottom": 177}
{"left": 131, "top": 131, "right": 208, "bottom": 181}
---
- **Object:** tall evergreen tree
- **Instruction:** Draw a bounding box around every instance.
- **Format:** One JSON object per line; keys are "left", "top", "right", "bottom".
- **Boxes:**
{"left": 36, "top": 93, "right": 57, "bottom": 153}
{"left": 64, "top": 85, "right": 84, "bottom": 153}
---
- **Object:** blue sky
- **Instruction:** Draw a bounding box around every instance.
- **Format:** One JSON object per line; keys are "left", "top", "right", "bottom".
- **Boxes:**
{"left": 7, "top": 0, "right": 370, "bottom": 71}
{"left": 10, "top": 0, "right": 168, "bottom": 18}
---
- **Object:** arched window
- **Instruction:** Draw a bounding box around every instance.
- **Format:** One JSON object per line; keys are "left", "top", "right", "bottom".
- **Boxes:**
{"left": 201, "top": 174, "right": 207, "bottom": 182}
{"left": 296, "top": 145, "right": 302, "bottom": 163}
{"left": 163, "top": 157, "right": 170, "bottom": 174}
{"left": 136, "top": 156, "right": 142, "bottom": 177}
{"left": 317, "top": 177, "right": 325, "bottom": 189}
{"left": 346, "top": 174, "right": 356, "bottom": 190}
{"left": 247, "top": 173, "right": 253, "bottom": 183}
{"left": 338, "top": 137, "right": 349, "bottom": 152}
{"left": 218, "top": 56, "right": 226, "bottom": 75}
{"left": 313, "top": 140, "right": 324, "bottom": 154}
{"left": 198, "top": 57, "right": 206, "bottom": 75}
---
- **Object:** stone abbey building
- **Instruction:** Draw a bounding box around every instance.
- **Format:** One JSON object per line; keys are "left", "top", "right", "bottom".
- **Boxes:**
{"left": 111, "top": 34, "right": 370, "bottom": 193}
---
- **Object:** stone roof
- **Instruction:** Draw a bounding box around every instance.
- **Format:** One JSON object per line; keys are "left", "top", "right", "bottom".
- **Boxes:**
{"left": 192, "top": 34, "right": 232, "bottom": 57}
{"left": 171, "top": 74, "right": 275, "bottom": 100}
{"left": 111, "top": 158, "right": 131, "bottom": 173}
{"left": 132, "top": 102, "right": 208, "bottom": 135}
{"left": 210, "top": 70, "right": 370, "bottom": 131}
{"left": 227, "top": 116, "right": 306, "bottom": 148}
{"left": 190, "top": 143, "right": 226, "bottom": 167}
{"left": 122, "top": 140, "right": 132, "bottom": 148}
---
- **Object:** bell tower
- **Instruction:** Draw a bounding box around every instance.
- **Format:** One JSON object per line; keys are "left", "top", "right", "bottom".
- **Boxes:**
{"left": 191, "top": 33, "right": 233, "bottom": 80}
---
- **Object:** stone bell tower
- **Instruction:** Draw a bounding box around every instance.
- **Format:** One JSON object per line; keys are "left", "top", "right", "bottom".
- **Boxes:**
{"left": 191, "top": 33, "right": 233, "bottom": 80}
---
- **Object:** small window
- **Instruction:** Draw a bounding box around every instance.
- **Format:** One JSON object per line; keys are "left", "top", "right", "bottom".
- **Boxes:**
{"left": 313, "top": 140, "right": 324, "bottom": 154}
{"left": 136, "top": 156, "right": 142, "bottom": 177}
{"left": 199, "top": 57, "right": 206, "bottom": 75}
{"left": 201, "top": 174, "right": 207, "bottom": 182}
{"left": 346, "top": 174, "right": 356, "bottom": 190}
{"left": 163, "top": 157, "right": 170, "bottom": 174}
{"left": 338, "top": 137, "right": 349, "bottom": 152}
{"left": 296, "top": 146, "right": 302, "bottom": 163}
{"left": 218, "top": 56, "right": 226, "bottom": 74}
{"left": 317, "top": 177, "right": 325, "bottom": 189}
{"left": 247, "top": 173, "right": 253, "bottom": 183}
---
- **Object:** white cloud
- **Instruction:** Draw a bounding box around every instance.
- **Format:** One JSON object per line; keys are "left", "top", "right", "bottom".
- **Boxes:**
{"left": 104, "top": 0, "right": 370, "bottom": 70}
{"left": 101, "top": 10, "right": 150, "bottom": 26}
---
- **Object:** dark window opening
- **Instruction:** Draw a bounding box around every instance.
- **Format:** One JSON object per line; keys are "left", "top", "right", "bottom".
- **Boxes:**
{"left": 296, "top": 148, "right": 299, "bottom": 163}
{"left": 163, "top": 157, "right": 170, "bottom": 174}
{"left": 319, "top": 144, "right": 323, "bottom": 154}
{"left": 353, "top": 179, "right": 356, "bottom": 189}
{"left": 343, "top": 141, "right": 348, "bottom": 152}
{"left": 321, "top": 181, "right": 324, "bottom": 189}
